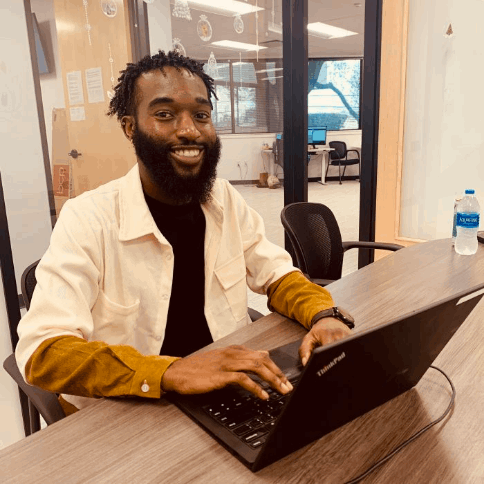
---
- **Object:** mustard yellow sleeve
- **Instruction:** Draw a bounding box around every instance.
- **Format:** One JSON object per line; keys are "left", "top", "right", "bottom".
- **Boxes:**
{"left": 25, "top": 335, "right": 180, "bottom": 400}
{"left": 267, "top": 271, "right": 334, "bottom": 330}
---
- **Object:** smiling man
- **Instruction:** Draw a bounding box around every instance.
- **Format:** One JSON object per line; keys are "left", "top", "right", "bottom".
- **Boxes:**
{"left": 16, "top": 51, "right": 353, "bottom": 415}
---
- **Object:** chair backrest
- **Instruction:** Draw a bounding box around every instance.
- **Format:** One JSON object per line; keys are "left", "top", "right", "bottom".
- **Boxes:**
{"left": 273, "top": 138, "right": 284, "bottom": 168}
{"left": 329, "top": 141, "right": 347, "bottom": 160}
{"left": 21, "top": 259, "right": 40, "bottom": 311}
{"left": 13, "top": 258, "right": 66, "bottom": 430}
{"left": 3, "top": 353, "right": 66, "bottom": 426}
{"left": 280, "top": 202, "right": 344, "bottom": 280}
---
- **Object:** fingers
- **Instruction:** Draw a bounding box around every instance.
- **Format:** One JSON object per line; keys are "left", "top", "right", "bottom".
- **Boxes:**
{"left": 299, "top": 319, "right": 353, "bottom": 366}
{"left": 162, "top": 345, "right": 295, "bottom": 399}
{"left": 229, "top": 372, "right": 271, "bottom": 400}
{"left": 299, "top": 333, "right": 318, "bottom": 367}
{"left": 229, "top": 350, "right": 293, "bottom": 397}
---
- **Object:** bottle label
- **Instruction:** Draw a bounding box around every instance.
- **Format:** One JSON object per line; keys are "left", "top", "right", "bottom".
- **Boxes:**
{"left": 456, "top": 212, "right": 480, "bottom": 229}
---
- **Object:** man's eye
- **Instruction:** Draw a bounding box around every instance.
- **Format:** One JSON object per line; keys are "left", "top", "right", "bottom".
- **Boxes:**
{"left": 196, "top": 112, "right": 211, "bottom": 120}
{"left": 155, "top": 112, "right": 171, "bottom": 118}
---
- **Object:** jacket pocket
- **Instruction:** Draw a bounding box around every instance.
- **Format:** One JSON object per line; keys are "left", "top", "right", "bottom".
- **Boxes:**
{"left": 91, "top": 289, "right": 140, "bottom": 345}
{"left": 214, "top": 254, "right": 247, "bottom": 322}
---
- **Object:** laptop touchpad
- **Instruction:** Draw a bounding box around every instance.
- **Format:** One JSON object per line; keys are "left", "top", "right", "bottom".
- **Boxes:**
{"left": 269, "top": 339, "right": 303, "bottom": 376}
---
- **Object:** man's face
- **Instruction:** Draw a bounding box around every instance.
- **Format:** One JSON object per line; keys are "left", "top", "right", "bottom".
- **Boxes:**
{"left": 126, "top": 67, "right": 221, "bottom": 204}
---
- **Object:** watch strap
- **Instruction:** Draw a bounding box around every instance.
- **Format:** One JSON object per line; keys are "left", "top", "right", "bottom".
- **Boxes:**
{"left": 310, "top": 307, "right": 355, "bottom": 330}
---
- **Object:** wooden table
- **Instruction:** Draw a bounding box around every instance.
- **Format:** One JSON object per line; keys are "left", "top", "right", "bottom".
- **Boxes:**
{"left": 2, "top": 239, "right": 484, "bottom": 483}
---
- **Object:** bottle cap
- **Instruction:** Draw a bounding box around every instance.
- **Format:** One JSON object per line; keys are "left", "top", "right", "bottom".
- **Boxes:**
{"left": 465, "top": 189, "right": 475, "bottom": 195}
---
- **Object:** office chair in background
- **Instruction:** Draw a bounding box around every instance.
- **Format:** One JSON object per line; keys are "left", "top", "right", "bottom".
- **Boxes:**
{"left": 326, "top": 141, "right": 361, "bottom": 184}
{"left": 3, "top": 260, "right": 66, "bottom": 435}
{"left": 281, "top": 202, "right": 404, "bottom": 286}
{"left": 3, "top": 260, "right": 265, "bottom": 436}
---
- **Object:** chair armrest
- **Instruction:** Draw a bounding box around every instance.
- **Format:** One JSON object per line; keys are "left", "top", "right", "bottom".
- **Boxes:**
{"left": 309, "top": 278, "right": 337, "bottom": 287}
{"left": 301, "top": 273, "right": 336, "bottom": 287}
{"left": 342, "top": 241, "right": 404, "bottom": 252}
{"left": 346, "top": 149, "right": 360, "bottom": 160}
{"left": 248, "top": 307, "right": 264, "bottom": 322}
{"left": 3, "top": 353, "right": 66, "bottom": 425}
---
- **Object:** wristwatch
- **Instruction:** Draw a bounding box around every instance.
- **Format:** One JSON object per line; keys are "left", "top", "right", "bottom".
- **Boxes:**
{"left": 310, "top": 307, "right": 355, "bottom": 329}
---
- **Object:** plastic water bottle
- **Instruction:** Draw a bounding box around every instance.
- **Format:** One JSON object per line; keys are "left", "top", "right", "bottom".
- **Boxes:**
{"left": 455, "top": 189, "right": 480, "bottom": 255}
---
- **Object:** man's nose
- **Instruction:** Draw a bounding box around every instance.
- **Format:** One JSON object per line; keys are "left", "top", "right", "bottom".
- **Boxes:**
{"left": 176, "top": 115, "right": 201, "bottom": 141}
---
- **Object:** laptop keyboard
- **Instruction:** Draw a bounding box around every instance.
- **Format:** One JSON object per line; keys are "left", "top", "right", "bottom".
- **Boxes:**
{"left": 203, "top": 375, "right": 300, "bottom": 449}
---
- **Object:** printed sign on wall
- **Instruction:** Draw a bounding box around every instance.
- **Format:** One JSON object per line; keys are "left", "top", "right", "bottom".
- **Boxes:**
{"left": 86, "top": 67, "right": 105, "bottom": 104}
{"left": 66, "top": 71, "right": 84, "bottom": 105}
{"left": 70, "top": 106, "right": 86, "bottom": 122}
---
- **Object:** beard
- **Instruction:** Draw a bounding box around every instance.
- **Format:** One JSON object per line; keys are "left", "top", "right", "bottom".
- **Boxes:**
{"left": 131, "top": 125, "right": 221, "bottom": 205}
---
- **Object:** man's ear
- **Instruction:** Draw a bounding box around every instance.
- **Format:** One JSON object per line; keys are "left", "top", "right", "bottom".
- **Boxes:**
{"left": 121, "top": 116, "right": 135, "bottom": 141}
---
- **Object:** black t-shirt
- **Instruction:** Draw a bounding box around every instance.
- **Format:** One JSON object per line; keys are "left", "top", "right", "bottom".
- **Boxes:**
{"left": 144, "top": 193, "right": 213, "bottom": 357}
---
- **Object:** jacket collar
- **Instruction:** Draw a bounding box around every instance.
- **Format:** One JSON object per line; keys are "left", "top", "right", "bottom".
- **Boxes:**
{"left": 118, "top": 163, "right": 223, "bottom": 242}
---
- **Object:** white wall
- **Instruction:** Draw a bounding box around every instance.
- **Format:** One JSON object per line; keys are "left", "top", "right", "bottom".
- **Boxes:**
{"left": 0, "top": 0, "right": 53, "bottom": 448}
{"left": 218, "top": 133, "right": 276, "bottom": 181}
{"left": 400, "top": 0, "right": 484, "bottom": 240}
{"left": 218, "top": 130, "right": 362, "bottom": 181}
{"left": 31, "top": 0, "right": 65, "bottom": 170}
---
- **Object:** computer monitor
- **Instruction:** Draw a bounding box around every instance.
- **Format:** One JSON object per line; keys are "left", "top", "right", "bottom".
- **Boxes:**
{"left": 308, "top": 127, "right": 327, "bottom": 146}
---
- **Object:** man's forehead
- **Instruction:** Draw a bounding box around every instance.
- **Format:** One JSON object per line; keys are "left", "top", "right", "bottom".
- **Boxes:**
{"left": 136, "top": 67, "right": 208, "bottom": 101}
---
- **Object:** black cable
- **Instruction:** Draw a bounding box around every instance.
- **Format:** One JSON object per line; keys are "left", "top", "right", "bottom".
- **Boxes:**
{"left": 344, "top": 366, "right": 456, "bottom": 484}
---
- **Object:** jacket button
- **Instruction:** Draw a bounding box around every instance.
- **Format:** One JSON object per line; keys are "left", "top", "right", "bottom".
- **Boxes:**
{"left": 166, "top": 254, "right": 173, "bottom": 261}
{"left": 155, "top": 335, "right": 162, "bottom": 341}
{"left": 162, "top": 294, "right": 169, "bottom": 300}
{"left": 141, "top": 380, "right": 150, "bottom": 393}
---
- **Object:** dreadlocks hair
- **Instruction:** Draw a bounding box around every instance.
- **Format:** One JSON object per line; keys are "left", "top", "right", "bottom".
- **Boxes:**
{"left": 107, "top": 50, "right": 217, "bottom": 122}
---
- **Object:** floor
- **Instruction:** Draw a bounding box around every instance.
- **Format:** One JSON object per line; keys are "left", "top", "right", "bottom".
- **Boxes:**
{"left": 234, "top": 179, "right": 361, "bottom": 316}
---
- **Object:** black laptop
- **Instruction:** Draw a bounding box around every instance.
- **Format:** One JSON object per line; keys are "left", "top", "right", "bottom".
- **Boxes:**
{"left": 170, "top": 283, "right": 484, "bottom": 472}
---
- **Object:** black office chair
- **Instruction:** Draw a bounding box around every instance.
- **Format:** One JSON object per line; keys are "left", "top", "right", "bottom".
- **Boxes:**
{"left": 273, "top": 138, "right": 284, "bottom": 174}
{"left": 3, "top": 260, "right": 66, "bottom": 435}
{"left": 281, "top": 202, "right": 404, "bottom": 286}
{"left": 326, "top": 141, "right": 360, "bottom": 184}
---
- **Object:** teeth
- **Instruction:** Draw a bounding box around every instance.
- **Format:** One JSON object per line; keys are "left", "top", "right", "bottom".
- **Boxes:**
{"left": 174, "top": 149, "right": 200, "bottom": 157}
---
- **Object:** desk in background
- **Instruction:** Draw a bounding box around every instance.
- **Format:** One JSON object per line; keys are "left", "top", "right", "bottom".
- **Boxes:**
{"left": 308, "top": 146, "right": 334, "bottom": 185}
{"left": 261, "top": 146, "right": 361, "bottom": 185}
{"left": 2, "top": 239, "right": 484, "bottom": 483}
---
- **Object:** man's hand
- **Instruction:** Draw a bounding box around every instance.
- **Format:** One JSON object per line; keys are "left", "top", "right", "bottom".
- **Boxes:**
{"left": 161, "top": 345, "right": 293, "bottom": 400}
{"left": 299, "top": 317, "right": 352, "bottom": 366}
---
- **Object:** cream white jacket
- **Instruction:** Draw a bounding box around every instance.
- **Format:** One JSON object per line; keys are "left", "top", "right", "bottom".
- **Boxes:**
{"left": 16, "top": 164, "right": 297, "bottom": 408}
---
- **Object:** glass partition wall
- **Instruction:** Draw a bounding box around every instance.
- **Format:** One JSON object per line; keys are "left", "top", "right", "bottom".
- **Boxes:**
{"left": 307, "top": 2, "right": 365, "bottom": 278}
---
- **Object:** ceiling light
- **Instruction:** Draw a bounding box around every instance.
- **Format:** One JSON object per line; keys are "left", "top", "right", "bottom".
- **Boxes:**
{"left": 211, "top": 40, "right": 267, "bottom": 52}
{"left": 262, "top": 75, "right": 283, "bottom": 80}
{"left": 255, "top": 67, "right": 283, "bottom": 74}
{"left": 184, "top": 0, "right": 264, "bottom": 17}
{"left": 307, "top": 22, "right": 358, "bottom": 40}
